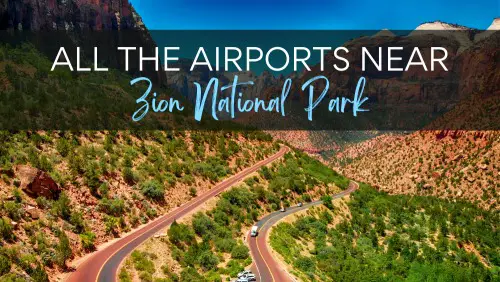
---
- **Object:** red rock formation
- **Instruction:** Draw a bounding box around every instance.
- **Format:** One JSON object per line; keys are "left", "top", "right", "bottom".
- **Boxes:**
{"left": 0, "top": 0, "right": 145, "bottom": 30}
{"left": 15, "top": 165, "right": 61, "bottom": 199}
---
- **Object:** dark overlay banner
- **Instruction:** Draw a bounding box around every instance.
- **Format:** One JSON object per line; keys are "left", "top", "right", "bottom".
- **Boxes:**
{"left": 0, "top": 30, "right": 498, "bottom": 130}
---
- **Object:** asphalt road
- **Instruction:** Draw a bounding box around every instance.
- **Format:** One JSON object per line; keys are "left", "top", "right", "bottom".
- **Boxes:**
{"left": 247, "top": 181, "right": 359, "bottom": 282}
{"left": 66, "top": 147, "right": 289, "bottom": 282}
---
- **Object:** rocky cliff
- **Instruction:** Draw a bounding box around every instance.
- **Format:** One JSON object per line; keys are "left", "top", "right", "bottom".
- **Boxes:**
{"left": 0, "top": 0, "right": 146, "bottom": 30}
{"left": 331, "top": 25, "right": 499, "bottom": 209}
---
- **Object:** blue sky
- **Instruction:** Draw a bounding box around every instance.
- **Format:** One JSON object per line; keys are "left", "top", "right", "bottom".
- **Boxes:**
{"left": 130, "top": 0, "right": 499, "bottom": 30}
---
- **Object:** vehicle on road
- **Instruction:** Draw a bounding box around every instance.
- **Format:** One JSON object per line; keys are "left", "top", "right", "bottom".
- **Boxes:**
{"left": 236, "top": 276, "right": 256, "bottom": 282}
{"left": 237, "top": 270, "right": 252, "bottom": 278}
{"left": 250, "top": 226, "right": 259, "bottom": 237}
{"left": 245, "top": 274, "right": 256, "bottom": 281}
{"left": 236, "top": 270, "right": 256, "bottom": 281}
{"left": 280, "top": 207, "right": 286, "bottom": 212}
{"left": 297, "top": 202, "right": 303, "bottom": 207}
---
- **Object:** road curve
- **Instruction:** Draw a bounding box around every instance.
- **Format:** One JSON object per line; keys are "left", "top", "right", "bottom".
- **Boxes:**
{"left": 248, "top": 181, "right": 359, "bottom": 282}
{"left": 66, "top": 147, "right": 289, "bottom": 282}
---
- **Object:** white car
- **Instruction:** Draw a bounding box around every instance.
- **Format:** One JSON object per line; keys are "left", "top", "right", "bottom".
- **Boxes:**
{"left": 237, "top": 271, "right": 256, "bottom": 281}
{"left": 237, "top": 275, "right": 256, "bottom": 282}
{"left": 244, "top": 274, "right": 256, "bottom": 281}
{"left": 297, "top": 202, "right": 303, "bottom": 207}
{"left": 237, "top": 270, "right": 252, "bottom": 278}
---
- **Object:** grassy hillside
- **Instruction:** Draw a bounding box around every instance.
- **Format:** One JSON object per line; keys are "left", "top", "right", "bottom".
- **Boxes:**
{"left": 270, "top": 183, "right": 499, "bottom": 281}
{"left": 0, "top": 130, "right": 277, "bottom": 280}
{"left": 0, "top": 43, "right": 282, "bottom": 281}
{"left": 118, "top": 151, "right": 349, "bottom": 282}
{"left": 334, "top": 130, "right": 499, "bottom": 210}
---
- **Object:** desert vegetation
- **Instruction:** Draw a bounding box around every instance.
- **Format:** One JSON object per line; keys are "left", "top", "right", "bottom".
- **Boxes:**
{"left": 119, "top": 151, "right": 349, "bottom": 281}
{"left": 0, "top": 129, "right": 276, "bottom": 280}
{"left": 271, "top": 183, "right": 499, "bottom": 281}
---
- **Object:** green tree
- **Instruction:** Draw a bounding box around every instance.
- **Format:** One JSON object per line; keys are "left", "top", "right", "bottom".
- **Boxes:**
{"left": 198, "top": 251, "right": 219, "bottom": 271}
{"left": 168, "top": 221, "right": 195, "bottom": 246}
{"left": 192, "top": 213, "right": 215, "bottom": 237}
{"left": 231, "top": 245, "right": 249, "bottom": 260}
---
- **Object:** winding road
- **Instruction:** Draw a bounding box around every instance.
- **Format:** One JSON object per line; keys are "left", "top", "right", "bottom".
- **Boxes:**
{"left": 66, "top": 147, "right": 289, "bottom": 282}
{"left": 248, "top": 181, "right": 359, "bottom": 282}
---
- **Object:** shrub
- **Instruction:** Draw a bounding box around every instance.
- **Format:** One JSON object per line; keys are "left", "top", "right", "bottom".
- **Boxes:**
{"left": 320, "top": 195, "right": 334, "bottom": 210}
{"left": 55, "top": 231, "right": 72, "bottom": 268}
{"left": 301, "top": 194, "right": 312, "bottom": 203}
{"left": 103, "top": 135, "right": 114, "bottom": 152}
{"left": 69, "top": 211, "right": 86, "bottom": 233}
{"left": 85, "top": 161, "right": 101, "bottom": 193}
{"left": 145, "top": 207, "right": 157, "bottom": 219}
{"left": 214, "top": 238, "right": 237, "bottom": 253}
{"left": 192, "top": 213, "right": 215, "bottom": 237}
{"left": 52, "top": 192, "right": 72, "bottom": 220}
{"left": 122, "top": 167, "right": 138, "bottom": 184}
{"left": 98, "top": 182, "right": 109, "bottom": 198}
{"left": 0, "top": 217, "right": 13, "bottom": 240}
{"left": 189, "top": 187, "right": 197, "bottom": 197}
{"left": 56, "top": 138, "right": 72, "bottom": 157}
{"left": 68, "top": 153, "right": 84, "bottom": 175}
{"left": 168, "top": 221, "right": 195, "bottom": 246}
{"left": 138, "top": 272, "right": 153, "bottom": 282}
{"left": 198, "top": 251, "right": 219, "bottom": 271}
{"left": 98, "top": 198, "right": 126, "bottom": 216}
{"left": 162, "top": 265, "right": 180, "bottom": 282}
{"left": 223, "top": 260, "right": 244, "bottom": 278}
{"left": 12, "top": 189, "right": 22, "bottom": 203}
{"left": 140, "top": 180, "right": 165, "bottom": 201}
{"left": 231, "top": 245, "right": 249, "bottom": 260}
{"left": 29, "top": 264, "right": 49, "bottom": 282}
{"left": 104, "top": 216, "right": 120, "bottom": 235}
{"left": 118, "top": 268, "right": 132, "bottom": 282}
{"left": 205, "top": 271, "right": 222, "bottom": 282}
{"left": 3, "top": 201, "right": 23, "bottom": 221}
{"left": 259, "top": 166, "right": 272, "bottom": 180}
{"left": 37, "top": 155, "right": 53, "bottom": 172}
{"left": 36, "top": 196, "right": 51, "bottom": 209}
{"left": 0, "top": 254, "right": 11, "bottom": 276}
{"left": 131, "top": 251, "right": 155, "bottom": 273}
{"left": 80, "top": 232, "right": 96, "bottom": 252}
{"left": 294, "top": 256, "right": 315, "bottom": 272}
{"left": 180, "top": 267, "right": 204, "bottom": 282}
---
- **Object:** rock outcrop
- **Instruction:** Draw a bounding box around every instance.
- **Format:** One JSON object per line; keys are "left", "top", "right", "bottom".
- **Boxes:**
{"left": 15, "top": 165, "right": 61, "bottom": 199}
{"left": 474, "top": 18, "right": 500, "bottom": 41}
{"left": 0, "top": 0, "right": 146, "bottom": 31}
{"left": 487, "top": 18, "right": 500, "bottom": 30}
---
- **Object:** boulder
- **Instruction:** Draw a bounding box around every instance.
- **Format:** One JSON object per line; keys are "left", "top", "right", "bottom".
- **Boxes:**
{"left": 478, "top": 164, "right": 488, "bottom": 170}
{"left": 15, "top": 165, "right": 61, "bottom": 199}
{"left": 25, "top": 206, "right": 40, "bottom": 219}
